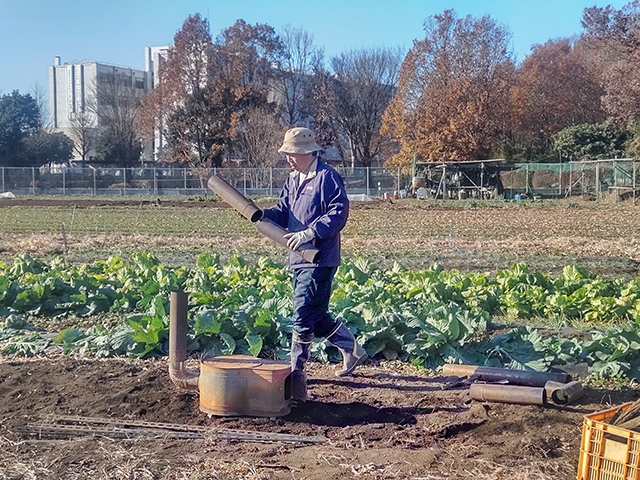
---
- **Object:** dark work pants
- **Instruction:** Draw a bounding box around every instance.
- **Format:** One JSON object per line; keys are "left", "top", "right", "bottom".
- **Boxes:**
{"left": 290, "top": 266, "right": 339, "bottom": 371}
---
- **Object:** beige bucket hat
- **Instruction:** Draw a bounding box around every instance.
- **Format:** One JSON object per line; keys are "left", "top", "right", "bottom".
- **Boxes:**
{"left": 278, "top": 127, "right": 321, "bottom": 154}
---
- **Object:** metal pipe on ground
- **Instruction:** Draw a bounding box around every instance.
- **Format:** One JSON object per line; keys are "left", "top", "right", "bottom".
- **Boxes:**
{"left": 470, "top": 383, "right": 546, "bottom": 406}
{"left": 443, "top": 364, "right": 571, "bottom": 387}
{"left": 257, "top": 218, "right": 320, "bottom": 264}
{"left": 169, "top": 290, "right": 199, "bottom": 391}
{"left": 544, "top": 380, "right": 584, "bottom": 405}
{"left": 207, "top": 174, "right": 263, "bottom": 222}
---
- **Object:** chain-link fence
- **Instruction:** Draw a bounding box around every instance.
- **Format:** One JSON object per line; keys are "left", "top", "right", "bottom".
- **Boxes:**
{"left": 0, "top": 160, "right": 637, "bottom": 202}
{"left": 500, "top": 159, "right": 639, "bottom": 202}
{"left": 0, "top": 165, "right": 414, "bottom": 198}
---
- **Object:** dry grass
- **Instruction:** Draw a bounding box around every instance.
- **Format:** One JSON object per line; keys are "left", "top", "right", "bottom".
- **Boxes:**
{"left": 2, "top": 200, "right": 640, "bottom": 279}
{"left": 2, "top": 230, "right": 640, "bottom": 261}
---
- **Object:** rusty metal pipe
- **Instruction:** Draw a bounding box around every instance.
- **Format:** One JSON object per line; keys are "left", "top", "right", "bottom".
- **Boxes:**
{"left": 443, "top": 364, "right": 571, "bottom": 387}
{"left": 207, "top": 174, "right": 263, "bottom": 222}
{"left": 169, "top": 290, "right": 199, "bottom": 391}
{"left": 208, "top": 174, "right": 321, "bottom": 263}
{"left": 257, "top": 218, "right": 321, "bottom": 264}
{"left": 544, "top": 380, "right": 584, "bottom": 405}
{"left": 470, "top": 383, "right": 546, "bottom": 405}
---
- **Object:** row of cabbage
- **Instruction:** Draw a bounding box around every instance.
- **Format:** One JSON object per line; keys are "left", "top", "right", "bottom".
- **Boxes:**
{"left": 1, "top": 253, "right": 640, "bottom": 379}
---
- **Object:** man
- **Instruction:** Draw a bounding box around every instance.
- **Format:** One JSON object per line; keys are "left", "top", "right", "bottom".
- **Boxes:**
{"left": 262, "top": 127, "right": 365, "bottom": 401}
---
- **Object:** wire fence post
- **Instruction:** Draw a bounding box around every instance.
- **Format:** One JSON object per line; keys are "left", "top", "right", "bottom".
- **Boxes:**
{"left": 93, "top": 168, "right": 97, "bottom": 196}
{"left": 397, "top": 166, "right": 400, "bottom": 192}
{"left": 1, "top": 167, "right": 4, "bottom": 193}
{"left": 32, "top": 167, "right": 36, "bottom": 196}
{"left": 614, "top": 160, "right": 618, "bottom": 202}
{"left": 558, "top": 163, "right": 562, "bottom": 197}
{"left": 366, "top": 166, "right": 370, "bottom": 196}
{"left": 568, "top": 162, "right": 572, "bottom": 197}
{"left": 634, "top": 161, "right": 637, "bottom": 206}
{"left": 243, "top": 168, "right": 247, "bottom": 196}
{"left": 183, "top": 168, "right": 187, "bottom": 192}
{"left": 154, "top": 168, "right": 158, "bottom": 196}
{"left": 270, "top": 167, "right": 273, "bottom": 196}
{"left": 63, "top": 167, "right": 66, "bottom": 196}
{"left": 123, "top": 168, "right": 127, "bottom": 196}
{"left": 595, "top": 161, "right": 600, "bottom": 200}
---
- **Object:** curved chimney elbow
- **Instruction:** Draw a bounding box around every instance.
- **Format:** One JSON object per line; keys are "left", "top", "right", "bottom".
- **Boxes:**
{"left": 169, "top": 363, "right": 200, "bottom": 391}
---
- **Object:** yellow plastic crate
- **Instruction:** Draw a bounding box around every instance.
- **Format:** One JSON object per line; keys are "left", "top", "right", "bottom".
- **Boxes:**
{"left": 578, "top": 402, "right": 640, "bottom": 480}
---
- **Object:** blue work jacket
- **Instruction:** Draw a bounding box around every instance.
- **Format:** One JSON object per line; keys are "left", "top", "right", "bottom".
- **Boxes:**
{"left": 263, "top": 160, "right": 349, "bottom": 269}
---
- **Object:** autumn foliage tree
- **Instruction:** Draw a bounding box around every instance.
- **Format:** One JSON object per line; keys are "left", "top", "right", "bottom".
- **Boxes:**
{"left": 508, "top": 38, "right": 605, "bottom": 160}
{"left": 217, "top": 20, "right": 283, "bottom": 167}
{"left": 138, "top": 15, "right": 281, "bottom": 170}
{"left": 139, "top": 14, "right": 226, "bottom": 169}
{"left": 382, "top": 10, "right": 515, "bottom": 163}
{"left": 580, "top": 2, "right": 640, "bottom": 127}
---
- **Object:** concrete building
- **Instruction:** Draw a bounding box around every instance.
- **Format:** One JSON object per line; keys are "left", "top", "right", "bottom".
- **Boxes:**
{"left": 145, "top": 46, "right": 169, "bottom": 88}
{"left": 49, "top": 47, "right": 169, "bottom": 164}
{"left": 144, "top": 46, "right": 170, "bottom": 160}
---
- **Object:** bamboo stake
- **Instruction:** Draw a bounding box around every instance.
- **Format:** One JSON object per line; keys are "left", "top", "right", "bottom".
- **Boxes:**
{"left": 61, "top": 224, "right": 68, "bottom": 252}
{"left": 69, "top": 203, "right": 77, "bottom": 236}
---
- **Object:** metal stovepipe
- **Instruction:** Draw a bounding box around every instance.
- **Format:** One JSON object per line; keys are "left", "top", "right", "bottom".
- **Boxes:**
{"left": 168, "top": 290, "right": 199, "bottom": 391}
{"left": 208, "top": 174, "right": 321, "bottom": 263}
{"left": 544, "top": 380, "right": 583, "bottom": 405}
{"left": 443, "top": 364, "right": 570, "bottom": 387}
{"left": 207, "top": 174, "right": 263, "bottom": 222}
{"left": 470, "top": 383, "right": 546, "bottom": 406}
{"left": 257, "top": 218, "right": 320, "bottom": 263}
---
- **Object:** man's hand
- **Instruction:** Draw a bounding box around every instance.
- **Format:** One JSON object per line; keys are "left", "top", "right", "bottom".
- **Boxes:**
{"left": 284, "top": 228, "right": 315, "bottom": 250}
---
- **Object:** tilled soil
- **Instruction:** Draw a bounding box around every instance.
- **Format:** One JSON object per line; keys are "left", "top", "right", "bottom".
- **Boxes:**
{"left": 2, "top": 197, "right": 640, "bottom": 478}
{"left": 1, "top": 356, "right": 638, "bottom": 480}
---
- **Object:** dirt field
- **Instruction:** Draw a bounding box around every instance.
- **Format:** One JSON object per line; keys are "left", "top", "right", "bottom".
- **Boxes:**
{"left": 1, "top": 356, "right": 636, "bottom": 480}
{"left": 2, "top": 197, "right": 640, "bottom": 479}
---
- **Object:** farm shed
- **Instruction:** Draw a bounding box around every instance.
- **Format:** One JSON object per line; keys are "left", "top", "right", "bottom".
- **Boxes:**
{"left": 412, "top": 160, "right": 514, "bottom": 199}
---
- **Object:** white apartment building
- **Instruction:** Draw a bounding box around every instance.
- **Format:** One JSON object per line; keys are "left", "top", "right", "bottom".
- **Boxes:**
{"left": 49, "top": 46, "right": 169, "bottom": 163}
{"left": 144, "top": 46, "right": 170, "bottom": 160}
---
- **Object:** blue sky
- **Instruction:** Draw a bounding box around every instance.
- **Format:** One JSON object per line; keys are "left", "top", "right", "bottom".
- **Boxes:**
{"left": 0, "top": 0, "right": 628, "bottom": 101}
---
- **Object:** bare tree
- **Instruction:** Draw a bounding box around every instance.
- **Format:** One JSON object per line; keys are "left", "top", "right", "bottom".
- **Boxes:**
{"left": 90, "top": 74, "right": 144, "bottom": 167}
{"left": 68, "top": 108, "right": 97, "bottom": 162}
{"left": 311, "top": 46, "right": 403, "bottom": 167}
{"left": 231, "top": 105, "right": 282, "bottom": 167}
{"left": 31, "top": 82, "right": 49, "bottom": 129}
{"left": 272, "top": 25, "right": 324, "bottom": 126}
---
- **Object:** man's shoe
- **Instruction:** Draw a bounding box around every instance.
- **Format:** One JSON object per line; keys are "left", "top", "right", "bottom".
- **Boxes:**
{"left": 335, "top": 343, "right": 366, "bottom": 377}
{"left": 290, "top": 370, "right": 308, "bottom": 402}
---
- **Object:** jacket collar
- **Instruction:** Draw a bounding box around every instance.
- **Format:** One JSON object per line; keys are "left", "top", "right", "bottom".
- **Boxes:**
{"left": 290, "top": 158, "right": 318, "bottom": 185}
